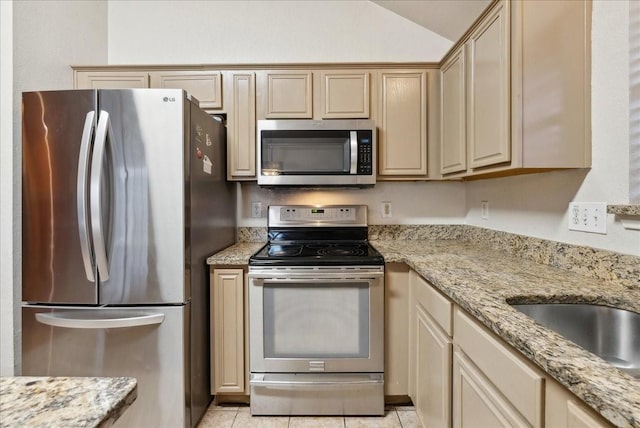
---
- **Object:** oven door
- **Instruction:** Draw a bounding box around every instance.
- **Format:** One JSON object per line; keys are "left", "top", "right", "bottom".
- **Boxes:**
{"left": 248, "top": 267, "right": 384, "bottom": 374}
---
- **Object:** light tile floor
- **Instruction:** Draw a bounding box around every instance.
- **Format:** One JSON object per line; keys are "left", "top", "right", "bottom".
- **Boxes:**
{"left": 197, "top": 404, "right": 419, "bottom": 428}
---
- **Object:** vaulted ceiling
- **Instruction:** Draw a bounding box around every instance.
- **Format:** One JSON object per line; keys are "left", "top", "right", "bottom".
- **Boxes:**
{"left": 371, "top": 0, "right": 492, "bottom": 42}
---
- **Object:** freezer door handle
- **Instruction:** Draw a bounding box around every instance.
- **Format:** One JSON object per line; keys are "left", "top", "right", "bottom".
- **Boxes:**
{"left": 90, "top": 111, "right": 112, "bottom": 281}
{"left": 77, "top": 111, "right": 96, "bottom": 282}
{"left": 35, "top": 311, "right": 165, "bottom": 329}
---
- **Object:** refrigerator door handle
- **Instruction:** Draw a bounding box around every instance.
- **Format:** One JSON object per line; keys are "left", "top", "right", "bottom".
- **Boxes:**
{"left": 35, "top": 312, "right": 165, "bottom": 329}
{"left": 90, "top": 110, "right": 112, "bottom": 281}
{"left": 77, "top": 111, "right": 96, "bottom": 282}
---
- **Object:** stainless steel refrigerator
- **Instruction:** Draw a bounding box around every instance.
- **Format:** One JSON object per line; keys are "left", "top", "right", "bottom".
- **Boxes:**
{"left": 21, "top": 89, "right": 236, "bottom": 428}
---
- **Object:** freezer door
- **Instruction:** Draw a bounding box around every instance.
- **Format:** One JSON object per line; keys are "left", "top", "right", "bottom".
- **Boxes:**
{"left": 96, "top": 89, "right": 186, "bottom": 304}
{"left": 22, "top": 305, "right": 192, "bottom": 428}
{"left": 22, "top": 90, "right": 99, "bottom": 304}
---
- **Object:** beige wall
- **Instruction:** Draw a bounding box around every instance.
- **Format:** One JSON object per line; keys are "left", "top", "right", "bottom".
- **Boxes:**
{"left": 107, "top": 0, "right": 452, "bottom": 64}
{"left": 1, "top": 0, "right": 108, "bottom": 376}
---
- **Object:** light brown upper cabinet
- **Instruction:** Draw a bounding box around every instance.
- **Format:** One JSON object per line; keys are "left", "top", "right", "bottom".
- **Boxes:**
{"left": 224, "top": 71, "right": 256, "bottom": 180}
{"left": 262, "top": 71, "right": 313, "bottom": 118}
{"left": 75, "top": 71, "right": 150, "bottom": 89}
{"left": 376, "top": 71, "right": 429, "bottom": 178}
{"left": 149, "top": 71, "right": 222, "bottom": 111}
{"left": 440, "top": 46, "right": 467, "bottom": 175}
{"left": 440, "top": 0, "right": 591, "bottom": 179}
{"left": 320, "top": 71, "right": 370, "bottom": 119}
{"left": 75, "top": 70, "right": 223, "bottom": 112}
{"left": 467, "top": 0, "right": 510, "bottom": 169}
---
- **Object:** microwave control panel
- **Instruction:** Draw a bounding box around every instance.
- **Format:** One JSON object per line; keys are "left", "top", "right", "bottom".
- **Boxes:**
{"left": 357, "top": 131, "right": 373, "bottom": 175}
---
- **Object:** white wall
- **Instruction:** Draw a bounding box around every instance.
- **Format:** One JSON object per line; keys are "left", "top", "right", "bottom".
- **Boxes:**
{"left": 238, "top": 182, "right": 466, "bottom": 226}
{"left": 631, "top": 0, "right": 640, "bottom": 204}
{"left": 107, "top": 0, "right": 451, "bottom": 64}
{"left": 1, "top": 0, "right": 108, "bottom": 375}
{"left": 466, "top": 0, "right": 639, "bottom": 256}
{"left": 1, "top": 0, "right": 16, "bottom": 377}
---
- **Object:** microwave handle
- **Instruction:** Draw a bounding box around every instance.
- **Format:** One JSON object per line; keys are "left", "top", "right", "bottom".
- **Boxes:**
{"left": 349, "top": 131, "right": 357, "bottom": 174}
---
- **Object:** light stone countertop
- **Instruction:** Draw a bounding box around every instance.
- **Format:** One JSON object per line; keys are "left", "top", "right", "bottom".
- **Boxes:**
{"left": 206, "top": 242, "right": 263, "bottom": 265}
{"left": 0, "top": 376, "right": 137, "bottom": 428}
{"left": 207, "top": 238, "right": 640, "bottom": 427}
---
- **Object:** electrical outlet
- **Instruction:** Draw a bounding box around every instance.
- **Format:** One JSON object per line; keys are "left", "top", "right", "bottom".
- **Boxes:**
{"left": 481, "top": 201, "right": 489, "bottom": 220}
{"left": 381, "top": 201, "right": 392, "bottom": 219}
{"left": 568, "top": 202, "right": 607, "bottom": 234}
{"left": 251, "top": 201, "right": 262, "bottom": 218}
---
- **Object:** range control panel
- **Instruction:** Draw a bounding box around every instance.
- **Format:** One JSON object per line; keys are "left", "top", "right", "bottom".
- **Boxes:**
{"left": 269, "top": 205, "right": 367, "bottom": 227}
{"left": 280, "top": 206, "right": 356, "bottom": 221}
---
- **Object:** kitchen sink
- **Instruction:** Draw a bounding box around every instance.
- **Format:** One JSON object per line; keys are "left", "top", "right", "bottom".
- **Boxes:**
{"left": 510, "top": 303, "right": 640, "bottom": 378}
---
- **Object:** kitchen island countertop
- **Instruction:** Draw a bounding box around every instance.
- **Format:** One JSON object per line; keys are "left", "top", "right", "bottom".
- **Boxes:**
{"left": 0, "top": 376, "right": 137, "bottom": 428}
{"left": 208, "top": 237, "right": 640, "bottom": 427}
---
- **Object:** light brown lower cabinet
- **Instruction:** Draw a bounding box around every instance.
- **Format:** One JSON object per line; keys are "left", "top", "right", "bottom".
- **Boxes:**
{"left": 407, "top": 268, "right": 612, "bottom": 428}
{"left": 210, "top": 268, "right": 246, "bottom": 395}
{"left": 409, "top": 269, "right": 452, "bottom": 428}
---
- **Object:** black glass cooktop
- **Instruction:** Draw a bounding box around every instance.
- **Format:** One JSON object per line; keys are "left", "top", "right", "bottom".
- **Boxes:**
{"left": 249, "top": 241, "right": 384, "bottom": 266}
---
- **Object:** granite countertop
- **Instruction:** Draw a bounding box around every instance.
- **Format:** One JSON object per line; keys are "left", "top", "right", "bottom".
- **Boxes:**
{"left": 373, "top": 239, "right": 640, "bottom": 428}
{"left": 0, "top": 376, "right": 137, "bottom": 428}
{"left": 207, "top": 238, "right": 640, "bottom": 427}
{"left": 207, "top": 242, "right": 263, "bottom": 265}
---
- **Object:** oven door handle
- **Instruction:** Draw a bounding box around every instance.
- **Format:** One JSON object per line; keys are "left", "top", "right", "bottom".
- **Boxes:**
{"left": 248, "top": 273, "right": 384, "bottom": 284}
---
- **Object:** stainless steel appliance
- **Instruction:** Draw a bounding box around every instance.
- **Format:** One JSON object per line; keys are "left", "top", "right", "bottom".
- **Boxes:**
{"left": 21, "top": 89, "right": 236, "bottom": 428}
{"left": 257, "top": 120, "right": 376, "bottom": 187}
{"left": 248, "top": 205, "right": 384, "bottom": 416}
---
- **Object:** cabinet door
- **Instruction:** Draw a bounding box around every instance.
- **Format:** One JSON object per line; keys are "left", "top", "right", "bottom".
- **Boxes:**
{"left": 467, "top": 0, "right": 510, "bottom": 169}
{"left": 226, "top": 72, "right": 256, "bottom": 180}
{"left": 150, "top": 71, "right": 222, "bottom": 110}
{"left": 211, "top": 268, "right": 245, "bottom": 394}
{"left": 545, "top": 377, "right": 611, "bottom": 428}
{"left": 415, "top": 304, "right": 452, "bottom": 428}
{"left": 320, "top": 71, "right": 370, "bottom": 118}
{"left": 441, "top": 47, "right": 467, "bottom": 175}
{"left": 378, "top": 71, "right": 428, "bottom": 177}
{"left": 384, "top": 263, "right": 410, "bottom": 396}
{"left": 453, "top": 349, "right": 529, "bottom": 428}
{"left": 265, "top": 71, "right": 312, "bottom": 118}
{"left": 74, "top": 71, "right": 149, "bottom": 89}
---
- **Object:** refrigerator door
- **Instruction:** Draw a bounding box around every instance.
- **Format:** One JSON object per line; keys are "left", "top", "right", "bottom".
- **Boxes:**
{"left": 97, "top": 89, "right": 186, "bottom": 305}
{"left": 22, "top": 304, "right": 191, "bottom": 428}
{"left": 22, "top": 90, "right": 99, "bottom": 304}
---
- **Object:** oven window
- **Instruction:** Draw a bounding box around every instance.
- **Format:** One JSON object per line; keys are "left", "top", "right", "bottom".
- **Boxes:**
{"left": 262, "top": 283, "right": 369, "bottom": 358}
{"left": 261, "top": 130, "right": 350, "bottom": 175}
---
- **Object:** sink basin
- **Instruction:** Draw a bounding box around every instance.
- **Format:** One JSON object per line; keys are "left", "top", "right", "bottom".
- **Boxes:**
{"left": 510, "top": 303, "right": 640, "bottom": 378}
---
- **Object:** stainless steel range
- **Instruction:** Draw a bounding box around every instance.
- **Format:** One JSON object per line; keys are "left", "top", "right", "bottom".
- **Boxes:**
{"left": 248, "top": 205, "right": 385, "bottom": 416}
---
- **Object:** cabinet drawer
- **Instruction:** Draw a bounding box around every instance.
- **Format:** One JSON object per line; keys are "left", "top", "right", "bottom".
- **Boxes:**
{"left": 411, "top": 271, "right": 452, "bottom": 336}
{"left": 454, "top": 308, "right": 544, "bottom": 427}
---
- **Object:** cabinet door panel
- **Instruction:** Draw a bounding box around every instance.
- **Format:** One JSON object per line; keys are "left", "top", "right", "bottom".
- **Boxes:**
{"left": 75, "top": 71, "right": 149, "bottom": 89}
{"left": 378, "top": 72, "right": 428, "bottom": 176}
{"left": 468, "top": 0, "right": 510, "bottom": 168}
{"left": 211, "top": 269, "right": 245, "bottom": 394}
{"left": 441, "top": 48, "right": 467, "bottom": 175}
{"left": 150, "top": 71, "right": 222, "bottom": 110}
{"left": 321, "top": 71, "right": 370, "bottom": 118}
{"left": 453, "top": 349, "right": 529, "bottom": 428}
{"left": 416, "top": 304, "right": 452, "bottom": 428}
{"left": 226, "top": 72, "right": 256, "bottom": 180}
{"left": 265, "top": 72, "right": 312, "bottom": 118}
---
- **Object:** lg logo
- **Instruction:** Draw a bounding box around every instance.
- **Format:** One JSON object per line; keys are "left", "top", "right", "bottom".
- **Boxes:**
{"left": 163, "top": 97, "right": 176, "bottom": 102}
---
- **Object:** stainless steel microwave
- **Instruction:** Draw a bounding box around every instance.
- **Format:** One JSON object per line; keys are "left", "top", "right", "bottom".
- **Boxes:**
{"left": 257, "top": 119, "right": 376, "bottom": 186}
